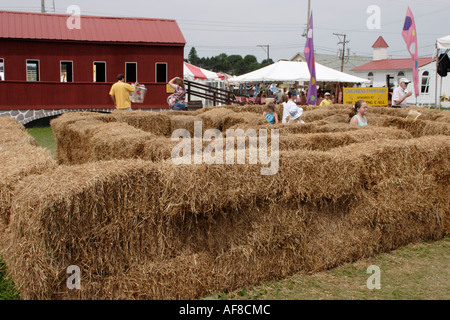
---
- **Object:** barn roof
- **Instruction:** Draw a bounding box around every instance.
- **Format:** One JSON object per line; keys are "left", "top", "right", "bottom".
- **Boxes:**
{"left": 351, "top": 57, "right": 434, "bottom": 71}
{"left": 0, "top": 10, "right": 186, "bottom": 45}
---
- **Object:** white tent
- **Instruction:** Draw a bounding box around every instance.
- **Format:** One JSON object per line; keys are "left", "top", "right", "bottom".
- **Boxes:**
{"left": 183, "top": 62, "right": 227, "bottom": 107}
{"left": 434, "top": 35, "right": 450, "bottom": 108}
{"left": 437, "top": 35, "right": 450, "bottom": 49}
{"left": 229, "top": 60, "right": 370, "bottom": 84}
{"left": 184, "top": 62, "right": 225, "bottom": 81}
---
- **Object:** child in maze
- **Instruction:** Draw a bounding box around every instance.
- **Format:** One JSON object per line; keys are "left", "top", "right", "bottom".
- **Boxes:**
{"left": 263, "top": 102, "right": 279, "bottom": 125}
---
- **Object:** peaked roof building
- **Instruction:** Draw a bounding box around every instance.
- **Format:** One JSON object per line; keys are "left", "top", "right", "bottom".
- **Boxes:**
{"left": 290, "top": 52, "right": 372, "bottom": 75}
{"left": 0, "top": 10, "right": 186, "bottom": 45}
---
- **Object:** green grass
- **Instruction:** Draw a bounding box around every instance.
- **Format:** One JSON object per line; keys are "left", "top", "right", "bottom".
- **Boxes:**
{"left": 0, "top": 259, "right": 21, "bottom": 300}
{"left": 206, "top": 238, "right": 450, "bottom": 300}
{"left": 26, "top": 126, "right": 56, "bottom": 156}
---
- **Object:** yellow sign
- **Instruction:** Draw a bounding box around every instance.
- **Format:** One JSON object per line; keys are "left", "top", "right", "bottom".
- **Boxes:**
{"left": 343, "top": 87, "right": 388, "bottom": 106}
{"left": 166, "top": 84, "right": 175, "bottom": 94}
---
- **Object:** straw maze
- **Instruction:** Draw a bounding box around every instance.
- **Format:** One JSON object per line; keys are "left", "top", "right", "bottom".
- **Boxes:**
{"left": 0, "top": 104, "right": 449, "bottom": 299}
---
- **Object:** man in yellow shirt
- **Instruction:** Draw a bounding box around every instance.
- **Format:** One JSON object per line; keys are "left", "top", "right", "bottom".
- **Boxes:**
{"left": 319, "top": 92, "right": 332, "bottom": 106}
{"left": 109, "top": 74, "right": 136, "bottom": 110}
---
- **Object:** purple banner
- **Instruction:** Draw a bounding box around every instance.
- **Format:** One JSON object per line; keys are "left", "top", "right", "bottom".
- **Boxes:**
{"left": 304, "top": 12, "right": 317, "bottom": 105}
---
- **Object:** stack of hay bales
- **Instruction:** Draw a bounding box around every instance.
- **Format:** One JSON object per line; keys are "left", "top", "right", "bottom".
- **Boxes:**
{"left": 0, "top": 116, "right": 56, "bottom": 238}
{"left": 0, "top": 105, "right": 449, "bottom": 300}
{"left": 382, "top": 116, "right": 450, "bottom": 137}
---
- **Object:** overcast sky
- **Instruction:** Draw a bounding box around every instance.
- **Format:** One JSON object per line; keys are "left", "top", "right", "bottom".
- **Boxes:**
{"left": 1, "top": 0, "right": 449, "bottom": 62}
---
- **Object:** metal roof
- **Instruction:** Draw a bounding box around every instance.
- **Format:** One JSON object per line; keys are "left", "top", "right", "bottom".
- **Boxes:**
{"left": 0, "top": 10, "right": 186, "bottom": 45}
{"left": 351, "top": 57, "right": 435, "bottom": 71}
{"left": 372, "top": 36, "right": 389, "bottom": 48}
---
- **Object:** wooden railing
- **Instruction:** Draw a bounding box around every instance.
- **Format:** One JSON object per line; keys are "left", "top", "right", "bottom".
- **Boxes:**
{"left": 185, "top": 80, "right": 242, "bottom": 106}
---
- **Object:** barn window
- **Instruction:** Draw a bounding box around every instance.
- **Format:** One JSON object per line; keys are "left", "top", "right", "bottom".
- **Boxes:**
{"left": 26, "top": 60, "right": 40, "bottom": 81}
{"left": 60, "top": 61, "right": 73, "bottom": 82}
{"left": 0, "top": 59, "right": 4, "bottom": 80}
{"left": 93, "top": 62, "right": 106, "bottom": 82}
{"left": 421, "top": 71, "right": 430, "bottom": 94}
{"left": 126, "top": 62, "right": 137, "bottom": 82}
{"left": 156, "top": 63, "right": 167, "bottom": 83}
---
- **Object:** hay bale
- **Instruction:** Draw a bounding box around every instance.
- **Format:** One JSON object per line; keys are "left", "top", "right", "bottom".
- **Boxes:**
{"left": 51, "top": 112, "right": 118, "bottom": 164}
{"left": 222, "top": 112, "right": 269, "bottom": 131}
{"left": 169, "top": 115, "right": 205, "bottom": 136}
{"left": 197, "top": 108, "right": 235, "bottom": 131}
{"left": 406, "top": 109, "right": 422, "bottom": 120}
{"left": 2, "top": 106, "right": 449, "bottom": 300}
{"left": 112, "top": 110, "right": 172, "bottom": 136}
{"left": 278, "top": 127, "right": 412, "bottom": 152}
{"left": 223, "top": 104, "right": 267, "bottom": 114}
{"left": 54, "top": 118, "right": 178, "bottom": 164}
{"left": 0, "top": 116, "right": 38, "bottom": 146}
{"left": 3, "top": 133, "right": 449, "bottom": 299}
{"left": 0, "top": 117, "right": 57, "bottom": 232}
{"left": 301, "top": 109, "right": 340, "bottom": 123}
{"left": 382, "top": 116, "right": 450, "bottom": 137}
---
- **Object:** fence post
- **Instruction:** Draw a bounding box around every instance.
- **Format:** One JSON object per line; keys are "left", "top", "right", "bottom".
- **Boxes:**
{"left": 187, "top": 80, "right": 191, "bottom": 102}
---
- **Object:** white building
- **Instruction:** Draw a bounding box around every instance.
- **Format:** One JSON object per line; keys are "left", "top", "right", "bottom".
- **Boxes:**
{"left": 351, "top": 36, "right": 450, "bottom": 107}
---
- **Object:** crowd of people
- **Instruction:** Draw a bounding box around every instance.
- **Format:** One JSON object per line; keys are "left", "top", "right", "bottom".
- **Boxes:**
{"left": 263, "top": 89, "right": 367, "bottom": 127}
{"left": 109, "top": 73, "right": 414, "bottom": 128}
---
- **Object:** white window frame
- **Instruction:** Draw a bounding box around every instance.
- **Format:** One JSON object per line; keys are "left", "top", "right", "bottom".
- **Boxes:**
{"left": 0, "top": 58, "right": 4, "bottom": 81}
{"left": 26, "top": 59, "right": 40, "bottom": 82}
{"left": 155, "top": 62, "right": 168, "bottom": 83}
{"left": 93, "top": 61, "right": 107, "bottom": 83}
{"left": 125, "top": 62, "right": 138, "bottom": 83}
{"left": 421, "top": 71, "right": 430, "bottom": 94}
{"left": 60, "top": 60, "right": 74, "bottom": 82}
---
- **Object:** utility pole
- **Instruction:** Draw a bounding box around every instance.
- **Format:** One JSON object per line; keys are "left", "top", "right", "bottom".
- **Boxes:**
{"left": 257, "top": 45, "right": 270, "bottom": 64}
{"left": 306, "top": 0, "right": 311, "bottom": 27}
{"left": 302, "top": 0, "right": 312, "bottom": 37}
{"left": 41, "top": 0, "right": 46, "bottom": 13}
{"left": 333, "top": 33, "right": 349, "bottom": 72}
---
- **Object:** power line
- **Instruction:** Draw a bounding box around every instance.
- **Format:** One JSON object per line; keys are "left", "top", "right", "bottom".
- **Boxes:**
{"left": 257, "top": 45, "right": 270, "bottom": 62}
{"left": 333, "top": 33, "right": 349, "bottom": 72}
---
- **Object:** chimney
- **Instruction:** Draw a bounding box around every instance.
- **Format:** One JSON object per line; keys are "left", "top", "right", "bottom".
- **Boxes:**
{"left": 372, "top": 36, "right": 389, "bottom": 61}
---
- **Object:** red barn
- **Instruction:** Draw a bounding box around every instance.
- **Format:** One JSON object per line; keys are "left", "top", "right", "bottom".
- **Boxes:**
{"left": 0, "top": 10, "right": 186, "bottom": 124}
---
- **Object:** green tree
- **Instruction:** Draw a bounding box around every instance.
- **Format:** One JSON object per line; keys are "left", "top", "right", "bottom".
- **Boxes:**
{"left": 187, "top": 52, "right": 268, "bottom": 76}
{"left": 261, "top": 59, "right": 274, "bottom": 67}
{"left": 227, "top": 55, "right": 243, "bottom": 74}
{"left": 188, "top": 47, "right": 200, "bottom": 66}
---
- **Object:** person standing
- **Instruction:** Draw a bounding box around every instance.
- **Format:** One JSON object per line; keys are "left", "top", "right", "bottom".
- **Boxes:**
{"left": 282, "top": 92, "right": 297, "bottom": 123}
{"left": 281, "top": 94, "right": 290, "bottom": 124}
{"left": 109, "top": 74, "right": 136, "bottom": 111}
{"left": 392, "top": 77, "right": 412, "bottom": 108}
{"left": 286, "top": 91, "right": 304, "bottom": 124}
{"left": 319, "top": 92, "right": 332, "bottom": 106}
{"left": 168, "top": 77, "right": 186, "bottom": 110}
{"left": 349, "top": 100, "right": 368, "bottom": 126}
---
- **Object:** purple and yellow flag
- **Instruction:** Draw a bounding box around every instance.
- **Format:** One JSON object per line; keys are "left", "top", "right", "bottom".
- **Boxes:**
{"left": 402, "top": 7, "right": 419, "bottom": 97}
{"left": 304, "top": 12, "right": 317, "bottom": 105}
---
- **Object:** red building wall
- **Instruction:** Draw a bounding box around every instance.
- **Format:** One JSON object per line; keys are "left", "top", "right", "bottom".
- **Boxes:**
{"left": 0, "top": 39, "right": 184, "bottom": 109}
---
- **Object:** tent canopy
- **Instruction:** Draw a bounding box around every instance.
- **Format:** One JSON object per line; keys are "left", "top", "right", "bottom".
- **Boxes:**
{"left": 230, "top": 60, "right": 370, "bottom": 84}
{"left": 437, "top": 35, "right": 450, "bottom": 50}
{"left": 184, "top": 62, "right": 225, "bottom": 81}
